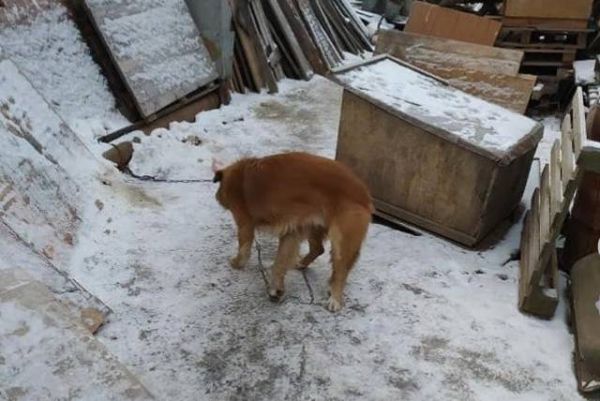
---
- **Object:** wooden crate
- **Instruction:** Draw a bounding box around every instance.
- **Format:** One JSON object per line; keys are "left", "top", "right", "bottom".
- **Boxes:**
{"left": 333, "top": 56, "right": 543, "bottom": 246}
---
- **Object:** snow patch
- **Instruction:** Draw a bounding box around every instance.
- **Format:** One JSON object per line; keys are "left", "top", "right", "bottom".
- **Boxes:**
{"left": 574, "top": 60, "right": 596, "bottom": 86}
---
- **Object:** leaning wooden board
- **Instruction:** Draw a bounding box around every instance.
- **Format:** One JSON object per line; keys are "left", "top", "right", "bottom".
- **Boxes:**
{"left": 333, "top": 56, "right": 542, "bottom": 246}
{"left": 83, "top": 0, "right": 219, "bottom": 118}
{"left": 405, "top": 1, "right": 502, "bottom": 46}
{"left": 375, "top": 30, "right": 535, "bottom": 114}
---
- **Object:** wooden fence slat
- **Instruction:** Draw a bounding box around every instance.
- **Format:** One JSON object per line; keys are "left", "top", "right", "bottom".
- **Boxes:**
{"left": 519, "top": 211, "right": 531, "bottom": 298}
{"left": 539, "top": 165, "right": 551, "bottom": 242}
{"left": 530, "top": 189, "right": 541, "bottom": 277}
{"left": 562, "top": 123, "right": 575, "bottom": 188}
{"left": 518, "top": 88, "right": 587, "bottom": 319}
{"left": 550, "top": 140, "right": 562, "bottom": 217}
{"left": 572, "top": 86, "right": 586, "bottom": 157}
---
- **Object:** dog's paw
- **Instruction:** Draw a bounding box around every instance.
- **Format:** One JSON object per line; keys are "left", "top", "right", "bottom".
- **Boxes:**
{"left": 327, "top": 296, "right": 342, "bottom": 313}
{"left": 229, "top": 256, "right": 246, "bottom": 270}
{"left": 268, "top": 288, "right": 284, "bottom": 302}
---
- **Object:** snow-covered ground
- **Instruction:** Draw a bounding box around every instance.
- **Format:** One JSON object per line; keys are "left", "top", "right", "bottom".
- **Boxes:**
{"left": 0, "top": 5, "right": 587, "bottom": 401}
{"left": 63, "top": 77, "right": 579, "bottom": 401}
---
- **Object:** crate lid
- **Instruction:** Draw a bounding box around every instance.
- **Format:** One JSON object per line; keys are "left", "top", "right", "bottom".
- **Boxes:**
{"left": 333, "top": 55, "right": 543, "bottom": 165}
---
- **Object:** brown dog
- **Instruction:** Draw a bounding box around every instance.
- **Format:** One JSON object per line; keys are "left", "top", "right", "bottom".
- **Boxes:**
{"left": 213, "top": 152, "right": 373, "bottom": 312}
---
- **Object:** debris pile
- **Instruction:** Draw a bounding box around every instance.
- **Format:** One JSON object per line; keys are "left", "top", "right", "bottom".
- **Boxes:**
{"left": 228, "top": 0, "right": 373, "bottom": 93}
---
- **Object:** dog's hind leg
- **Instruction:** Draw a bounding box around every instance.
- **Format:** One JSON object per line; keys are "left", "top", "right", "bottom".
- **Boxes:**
{"left": 269, "top": 232, "right": 301, "bottom": 302}
{"left": 230, "top": 214, "right": 255, "bottom": 269}
{"left": 327, "top": 209, "right": 370, "bottom": 312}
{"left": 297, "top": 226, "right": 326, "bottom": 269}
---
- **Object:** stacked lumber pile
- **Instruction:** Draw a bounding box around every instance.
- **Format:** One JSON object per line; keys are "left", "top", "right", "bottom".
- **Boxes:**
{"left": 496, "top": 0, "right": 594, "bottom": 101}
{"left": 228, "top": 0, "right": 373, "bottom": 93}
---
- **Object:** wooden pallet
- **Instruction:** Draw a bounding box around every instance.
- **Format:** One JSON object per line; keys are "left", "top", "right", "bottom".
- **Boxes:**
{"left": 498, "top": 27, "right": 589, "bottom": 49}
{"left": 519, "top": 88, "right": 588, "bottom": 318}
{"left": 519, "top": 65, "right": 573, "bottom": 80}
{"left": 502, "top": 17, "right": 589, "bottom": 31}
{"left": 521, "top": 48, "right": 577, "bottom": 67}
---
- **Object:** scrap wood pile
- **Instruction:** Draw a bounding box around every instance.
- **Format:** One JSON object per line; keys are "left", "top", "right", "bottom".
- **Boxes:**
{"left": 494, "top": 0, "right": 595, "bottom": 104}
{"left": 228, "top": 0, "right": 373, "bottom": 93}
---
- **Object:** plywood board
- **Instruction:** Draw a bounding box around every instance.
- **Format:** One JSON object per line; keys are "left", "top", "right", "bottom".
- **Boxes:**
{"left": 376, "top": 30, "right": 523, "bottom": 75}
{"left": 375, "top": 31, "right": 535, "bottom": 113}
{"left": 504, "top": 0, "right": 593, "bottom": 20}
{"left": 0, "top": 57, "right": 85, "bottom": 258}
{"left": 84, "top": 0, "right": 219, "bottom": 118}
{"left": 405, "top": 1, "right": 501, "bottom": 46}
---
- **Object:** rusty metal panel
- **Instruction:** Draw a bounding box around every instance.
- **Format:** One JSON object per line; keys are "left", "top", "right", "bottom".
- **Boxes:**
{"left": 84, "top": 0, "right": 219, "bottom": 118}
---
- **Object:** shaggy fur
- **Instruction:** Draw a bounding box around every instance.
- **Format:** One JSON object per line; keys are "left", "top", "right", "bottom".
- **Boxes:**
{"left": 213, "top": 152, "right": 373, "bottom": 312}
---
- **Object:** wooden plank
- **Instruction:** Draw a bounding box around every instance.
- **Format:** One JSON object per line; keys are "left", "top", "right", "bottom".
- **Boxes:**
{"left": 375, "top": 30, "right": 524, "bottom": 76}
{"left": 332, "top": 0, "right": 373, "bottom": 49}
{"left": 405, "top": 1, "right": 502, "bottom": 46}
{"left": 562, "top": 117, "right": 575, "bottom": 187}
{"left": 530, "top": 188, "right": 541, "bottom": 276}
{"left": 311, "top": 0, "right": 344, "bottom": 56}
{"left": 550, "top": 140, "right": 562, "bottom": 216}
{"left": 573, "top": 87, "right": 586, "bottom": 157}
{"left": 519, "top": 211, "right": 531, "bottom": 300}
{"left": 233, "top": 0, "right": 278, "bottom": 93}
{"left": 296, "top": 0, "right": 342, "bottom": 69}
{"left": 504, "top": 0, "right": 593, "bottom": 20}
{"left": 266, "top": 0, "right": 313, "bottom": 80}
{"left": 539, "top": 165, "right": 551, "bottom": 242}
{"left": 320, "top": 0, "right": 361, "bottom": 54}
{"left": 374, "top": 31, "right": 533, "bottom": 113}
{"left": 277, "top": 0, "right": 328, "bottom": 75}
{"left": 83, "top": 0, "right": 219, "bottom": 118}
{"left": 249, "top": 0, "right": 285, "bottom": 80}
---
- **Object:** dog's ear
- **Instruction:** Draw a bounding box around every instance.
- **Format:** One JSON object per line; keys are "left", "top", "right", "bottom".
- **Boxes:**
{"left": 213, "top": 170, "right": 223, "bottom": 183}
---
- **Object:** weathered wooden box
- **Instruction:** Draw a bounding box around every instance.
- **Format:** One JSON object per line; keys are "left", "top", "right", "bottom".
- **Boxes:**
{"left": 334, "top": 56, "right": 543, "bottom": 246}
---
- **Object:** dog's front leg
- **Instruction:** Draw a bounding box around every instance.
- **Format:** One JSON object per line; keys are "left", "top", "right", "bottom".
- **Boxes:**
{"left": 269, "top": 233, "right": 301, "bottom": 301}
{"left": 230, "top": 223, "right": 254, "bottom": 269}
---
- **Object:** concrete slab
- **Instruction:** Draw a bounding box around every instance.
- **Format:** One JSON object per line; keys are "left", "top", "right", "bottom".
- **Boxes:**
{"left": 0, "top": 269, "right": 154, "bottom": 401}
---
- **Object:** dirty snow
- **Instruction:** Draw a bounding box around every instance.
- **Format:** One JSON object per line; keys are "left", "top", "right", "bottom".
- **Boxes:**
{"left": 45, "top": 75, "right": 579, "bottom": 401}
{"left": 335, "top": 58, "right": 541, "bottom": 157}
{"left": 0, "top": 273, "right": 152, "bottom": 401}
{"left": 574, "top": 59, "right": 597, "bottom": 86}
